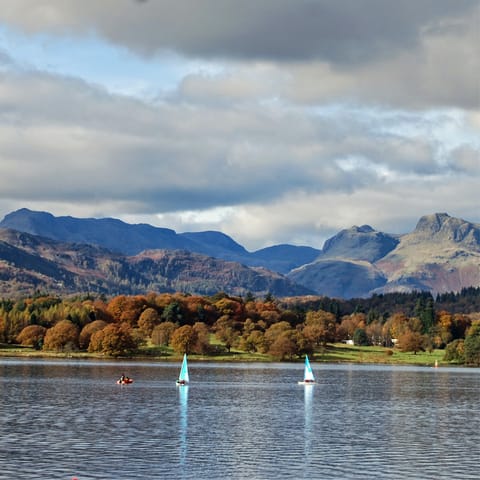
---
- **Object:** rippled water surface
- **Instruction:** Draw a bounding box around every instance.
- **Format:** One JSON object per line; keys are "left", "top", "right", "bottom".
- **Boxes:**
{"left": 1, "top": 359, "right": 479, "bottom": 479}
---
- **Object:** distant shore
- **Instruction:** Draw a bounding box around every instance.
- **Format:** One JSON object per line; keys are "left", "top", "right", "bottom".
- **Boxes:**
{"left": 0, "top": 343, "right": 450, "bottom": 367}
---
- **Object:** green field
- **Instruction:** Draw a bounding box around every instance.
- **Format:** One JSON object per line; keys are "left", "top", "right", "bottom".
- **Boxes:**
{"left": 0, "top": 342, "right": 446, "bottom": 366}
{"left": 313, "top": 343, "right": 444, "bottom": 366}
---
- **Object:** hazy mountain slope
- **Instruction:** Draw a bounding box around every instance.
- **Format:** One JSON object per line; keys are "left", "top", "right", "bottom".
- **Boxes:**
{"left": 321, "top": 225, "right": 399, "bottom": 262}
{"left": 250, "top": 244, "right": 321, "bottom": 274}
{"left": 288, "top": 259, "right": 387, "bottom": 299}
{"left": 0, "top": 208, "right": 317, "bottom": 272}
{"left": 375, "top": 213, "right": 480, "bottom": 295}
{"left": 129, "top": 250, "right": 313, "bottom": 297}
{"left": 288, "top": 225, "right": 395, "bottom": 297}
{"left": 0, "top": 228, "right": 313, "bottom": 298}
{"left": 0, "top": 208, "right": 193, "bottom": 255}
{"left": 3, "top": 209, "right": 480, "bottom": 299}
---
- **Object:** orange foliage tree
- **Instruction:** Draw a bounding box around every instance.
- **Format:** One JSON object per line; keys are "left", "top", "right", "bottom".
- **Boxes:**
{"left": 16, "top": 325, "right": 47, "bottom": 349}
{"left": 107, "top": 295, "right": 147, "bottom": 326}
{"left": 138, "top": 307, "right": 160, "bottom": 337}
{"left": 88, "top": 322, "right": 138, "bottom": 357}
{"left": 151, "top": 321, "right": 177, "bottom": 346}
{"left": 43, "top": 320, "right": 79, "bottom": 352}
{"left": 79, "top": 320, "right": 108, "bottom": 350}
{"left": 302, "top": 310, "right": 336, "bottom": 347}
{"left": 170, "top": 325, "right": 196, "bottom": 354}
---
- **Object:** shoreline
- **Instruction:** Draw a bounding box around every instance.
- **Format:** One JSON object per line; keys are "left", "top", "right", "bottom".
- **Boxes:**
{"left": 0, "top": 343, "right": 456, "bottom": 367}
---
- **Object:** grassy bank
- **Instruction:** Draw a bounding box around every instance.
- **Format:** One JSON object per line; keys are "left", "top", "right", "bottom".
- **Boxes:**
{"left": 314, "top": 343, "right": 444, "bottom": 366}
{"left": 0, "top": 342, "right": 446, "bottom": 366}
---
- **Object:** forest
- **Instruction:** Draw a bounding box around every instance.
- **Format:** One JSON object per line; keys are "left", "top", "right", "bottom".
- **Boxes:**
{"left": 1, "top": 288, "right": 480, "bottom": 365}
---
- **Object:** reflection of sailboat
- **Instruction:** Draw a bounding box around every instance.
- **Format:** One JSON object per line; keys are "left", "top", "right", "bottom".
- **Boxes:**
{"left": 298, "top": 355, "right": 316, "bottom": 385}
{"left": 303, "top": 376, "right": 313, "bottom": 473}
{"left": 178, "top": 385, "right": 189, "bottom": 471}
{"left": 176, "top": 353, "right": 189, "bottom": 386}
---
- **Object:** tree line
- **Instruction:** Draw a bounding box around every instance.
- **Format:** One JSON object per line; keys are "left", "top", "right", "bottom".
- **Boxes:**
{"left": 1, "top": 289, "right": 480, "bottom": 364}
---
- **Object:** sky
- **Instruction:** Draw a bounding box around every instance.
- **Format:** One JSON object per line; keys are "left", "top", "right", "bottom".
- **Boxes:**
{"left": 0, "top": 0, "right": 479, "bottom": 251}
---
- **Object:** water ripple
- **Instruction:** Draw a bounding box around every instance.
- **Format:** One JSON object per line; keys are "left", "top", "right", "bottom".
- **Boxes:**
{"left": 1, "top": 361, "right": 480, "bottom": 479}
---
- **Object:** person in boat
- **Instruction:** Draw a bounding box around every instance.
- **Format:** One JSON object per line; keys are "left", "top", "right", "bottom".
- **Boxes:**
{"left": 119, "top": 373, "right": 126, "bottom": 383}
{"left": 177, "top": 379, "right": 186, "bottom": 385}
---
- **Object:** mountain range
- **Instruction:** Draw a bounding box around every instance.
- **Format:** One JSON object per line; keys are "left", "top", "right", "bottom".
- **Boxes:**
{"left": 1, "top": 208, "right": 480, "bottom": 299}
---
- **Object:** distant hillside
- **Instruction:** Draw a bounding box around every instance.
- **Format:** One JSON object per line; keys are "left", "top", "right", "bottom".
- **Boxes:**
{"left": 0, "top": 228, "right": 313, "bottom": 298}
{"left": 289, "top": 213, "right": 480, "bottom": 298}
{"left": 3, "top": 209, "right": 480, "bottom": 299}
{"left": 375, "top": 213, "right": 480, "bottom": 295}
{"left": 321, "top": 225, "right": 399, "bottom": 262}
{"left": 0, "top": 208, "right": 320, "bottom": 273}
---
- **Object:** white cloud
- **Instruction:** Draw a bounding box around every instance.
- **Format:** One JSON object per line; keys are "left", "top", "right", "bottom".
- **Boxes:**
{"left": 0, "top": 0, "right": 478, "bottom": 250}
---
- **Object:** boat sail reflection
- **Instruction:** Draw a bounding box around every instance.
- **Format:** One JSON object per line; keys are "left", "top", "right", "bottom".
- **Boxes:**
{"left": 178, "top": 385, "right": 189, "bottom": 472}
{"left": 304, "top": 382, "right": 314, "bottom": 470}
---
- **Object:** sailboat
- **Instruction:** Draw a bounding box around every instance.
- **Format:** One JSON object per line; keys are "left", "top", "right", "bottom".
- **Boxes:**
{"left": 298, "top": 355, "right": 315, "bottom": 385}
{"left": 176, "top": 353, "right": 189, "bottom": 386}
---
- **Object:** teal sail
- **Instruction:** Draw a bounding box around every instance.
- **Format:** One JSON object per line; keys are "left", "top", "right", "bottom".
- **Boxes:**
{"left": 177, "top": 353, "right": 189, "bottom": 385}
{"left": 302, "top": 355, "right": 315, "bottom": 383}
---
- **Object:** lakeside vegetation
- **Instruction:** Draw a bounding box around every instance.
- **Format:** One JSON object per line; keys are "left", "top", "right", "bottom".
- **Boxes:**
{"left": 1, "top": 289, "right": 480, "bottom": 366}
{"left": 0, "top": 342, "right": 445, "bottom": 367}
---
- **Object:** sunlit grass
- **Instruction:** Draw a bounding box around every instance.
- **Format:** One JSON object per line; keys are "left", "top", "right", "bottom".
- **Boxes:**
{"left": 316, "top": 343, "right": 444, "bottom": 366}
{"left": 0, "top": 341, "right": 445, "bottom": 366}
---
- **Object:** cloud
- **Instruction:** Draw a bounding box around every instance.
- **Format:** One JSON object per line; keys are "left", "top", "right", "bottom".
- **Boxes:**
{"left": 0, "top": 59, "right": 477, "bottom": 249}
{"left": 1, "top": 0, "right": 478, "bottom": 111}
{"left": 0, "top": 0, "right": 474, "bottom": 61}
{"left": 0, "top": 0, "right": 478, "bottom": 250}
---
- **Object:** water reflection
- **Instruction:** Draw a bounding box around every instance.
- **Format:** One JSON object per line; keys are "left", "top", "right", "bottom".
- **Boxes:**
{"left": 178, "top": 385, "right": 189, "bottom": 474}
{"left": 1, "top": 360, "right": 480, "bottom": 479}
{"left": 303, "top": 384, "right": 314, "bottom": 471}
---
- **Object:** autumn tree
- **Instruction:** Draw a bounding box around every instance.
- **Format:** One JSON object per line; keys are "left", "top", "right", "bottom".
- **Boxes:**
{"left": 365, "top": 321, "right": 385, "bottom": 346}
{"left": 444, "top": 339, "right": 465, "bottom": 363}
{"left": 436, "top": 310, "right": 454, "bottom": 346}
{"left": 302, "top": 310, "right": 336, "bottom": 347}
{"left": 79, "top": 320, "right": 108, "bottom": 350}
{"left": 383, "top": 312, "right": 410, "bottom": 341}
{"left": 151, "top": 321, "right": 176, "bottom": 346}
{"left": 192, "top": 322, "right": 210, "bottom": 354}
{"left": 214, "top": 315, "right": 239, "bottom": 352}
{"left": 396, "top": 330, "right": 425, "bottom": 354}
{"left": 239, "top": 330, "right": 266, "bottom": 353}
{"left": 464, "top": 322, "right": 480, "bottom": 365}
{"left": 107, "top": 295, "right": 147, "bottom": 327}
{"left": 88, "top": 322, "right": 138, "bottom": 357}
{"left": 170, "top": 325, "right": 197, "bottom": 354}
{"left": 138, "top": 307, "right": 160, "bottom": 337}
{"left": 43, "top": 320, "right": 79, "bottom": 352}
{"left": 337, "top": 313, "right": 366, "bottom": 342}
{"left": 264, "top": 321, "right": 292, "bottom": 351}
{"left": 16, "top": 325, "right": 47, "bottom": 349}
{"left": 213, "top": 297, "right": 244, "bottom": 321}
{"left": 269, "top": 330, "right": 299, "bottom": 360}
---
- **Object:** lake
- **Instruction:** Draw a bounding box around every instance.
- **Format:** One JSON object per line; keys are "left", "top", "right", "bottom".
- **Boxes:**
{"left": 0, "top": 359, "right": 479, "bottom": 479}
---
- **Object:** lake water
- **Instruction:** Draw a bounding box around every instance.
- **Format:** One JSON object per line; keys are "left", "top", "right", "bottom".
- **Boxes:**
{"left": 0, "top": 359, "right": 479, "bottom": 480}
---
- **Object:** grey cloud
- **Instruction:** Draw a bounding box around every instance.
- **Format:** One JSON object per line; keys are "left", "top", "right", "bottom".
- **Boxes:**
{"left": 0, "top": 0, "right": 476, "bottom": 64}
{"left": 0, "top": 67, "right": 477, "bottom": 219}
{"left": 0, "top": 1, "right": 477, "bottom": 110}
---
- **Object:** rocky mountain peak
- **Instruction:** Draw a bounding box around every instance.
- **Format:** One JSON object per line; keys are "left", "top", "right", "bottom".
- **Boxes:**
{"left": 321, "top": 224, "right": 398, "bottom": 262}
{"left": 412, "top": 213, "right": 480, "bottom": 248}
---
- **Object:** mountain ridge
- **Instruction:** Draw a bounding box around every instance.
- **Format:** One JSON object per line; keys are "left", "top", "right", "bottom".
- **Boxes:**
{"left": 0, "top": 227, "right": 313, "bottom": 298}
{"left": 2, "top": 209, "right": 480, "bottom": 299}
{"left": 0, "top": 208, "right": 320, "bottom": 273}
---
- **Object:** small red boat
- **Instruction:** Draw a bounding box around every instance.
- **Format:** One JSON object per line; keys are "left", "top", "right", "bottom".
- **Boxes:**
{"left": 117, "top": 378, "right": 133, "bottom": 385}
